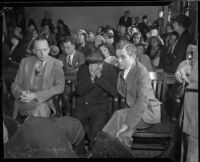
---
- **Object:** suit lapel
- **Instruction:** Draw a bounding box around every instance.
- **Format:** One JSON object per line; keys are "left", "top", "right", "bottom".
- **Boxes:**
{"left": 29, "top": 57, "right": 38, "bottom": 89}
{"left": 125, "top": 62, "right": 138, "bottom": 92}
{"left": 72, "top": 51, "right": 78, "bottom": 67}
{"left": 42, "top": 56, "right": 53, "bottom": 89}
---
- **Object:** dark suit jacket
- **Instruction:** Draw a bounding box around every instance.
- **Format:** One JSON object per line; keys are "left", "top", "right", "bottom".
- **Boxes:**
{"left": 165, "top": 30, "right": 192, "bottom": 74}
{"left": 119, "top": 16, "right": 132, "bottom": 28}
{"left": 118, "top": 61, "right": 161, "bottom": 129}
{"left": 4, "top": 116, "right": 84, "bottom": 158}
{"left": 10, "top": 40, "right": 26, "bottom": 64}
{"left": 58, "top": 50, "right": 85, "bottom": 81}
{"left": 76, "top": 62, "right": 118, "bottom": 109}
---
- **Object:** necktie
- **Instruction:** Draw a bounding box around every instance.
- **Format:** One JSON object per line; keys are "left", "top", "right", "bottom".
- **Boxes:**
{"left": 35, "top": 61, "right": 46, "bottom": 75}
{"left": 68, "top": 55, "right": 72, "bottom": 67}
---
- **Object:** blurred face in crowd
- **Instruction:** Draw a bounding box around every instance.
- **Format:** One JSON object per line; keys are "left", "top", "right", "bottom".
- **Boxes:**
{"left": 124, "top": 11, "right": 130, "bottom": 17}
{"left": 135, "top": 17, "right": 140, "bottom": 23}
{"left": 32, "top": 30, "right": 39, "bottom": 40}
{"left": 77, "top": 32, "right": 85, "bottom": 44}
{"left": 132, "top": 33, "right": 141, "bottom": 45}
{"left": 14, "top": 28, "right": 21, "bottom": 38}
{"left": 105, "top": 37, "right": 114, "bottom": 45}
{"left": 44, "top": 12, "right": 49, "bottom": 19}
{"left": 173, "top": 21, "right": 180, "bottom": 32}
{"left": 150, "top": 29, "right": 159, "bottom": 37}
{"left": 33, "top": 40, "right": 50, "bottom": 62}
{"left": 131, "top": 27, "right": 138, "bottom": 36}
{"left": 150, "top": 37, "right": 159, "bottom": 48}
{"left": 94, "top": 39, "right": 103, "bottom": 48}
{"left": 116, "top": 47, "right": 135, "bottom": 70}
{"left": 169, "top": 34, "right": 177, "bottom": 46}
{"left": 120, "top": 26, "right": 126, "bottom": 35}
{"left": 43, "top": 25, "right": 50, "bottom": 34}
{"left": 136, "top": 45, "right": 144, "bottom": 58}
{"left": 166, "top": 25, "right": 173, "bottom": 33}
{"left": 88, "top": 32, "right": 95, "bottom": 42}
{"left": 97, "top": 26, "right": 102, "bottom": 34}
{"left": 11, "top": 37, "right": 19, "bottom": 46}
{"left": 127, "top": 26, "right": 132, "bottom": 36}
{"left": 186, "top": 44, "right": 197, "bottom": 60}
{"left": 28, "top": 25, "right": 35, "bottom": 33}
{"left": 63, "top": 41, "right": 75, "bottom": 55}
{"left": 99, "top": 45, "right": 110, "bottom": 58}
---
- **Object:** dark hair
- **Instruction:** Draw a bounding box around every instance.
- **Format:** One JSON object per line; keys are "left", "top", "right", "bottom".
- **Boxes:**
{"left": 170, "top": 31, "right": 179, "bottom": 40}
{"left": 86, "top": 50, "right": 104, "bottom": 64}
{"left": 57, "top": 19, "right": 65, "bottom": 25}
{"left": 99, "top": 43, "right": 115, "bottom": 57}
{"left": 33, "top": 36, "right": 49, "bottom": 47}
{"left": 62, "top": 36, "right": 75, "bottom": 45}
{"left": 142, "top": 15, "right": 147, "bottom": 20}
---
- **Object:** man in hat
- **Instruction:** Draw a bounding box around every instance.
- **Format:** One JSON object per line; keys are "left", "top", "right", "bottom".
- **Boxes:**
{"left": 4, "top": 116, "right": 85, "bottom": 158}
{"left": 175, "top": 45, "right": 198, "bottom": 162}
{"left": 165, "top": 14, "right": 193, "bottom": 74}
{"left": 76, "top": 29, "right": 93, "bottom": 57}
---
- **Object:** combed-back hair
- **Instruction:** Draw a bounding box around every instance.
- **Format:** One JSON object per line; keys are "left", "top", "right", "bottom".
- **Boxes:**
{"left": 116, "top": 40, "right": 137, "bottom": 57}
{"left": 62, "top": 36, "right": 75, "bottom": 45}
{"left": 86, "top": 50, "right": 104, "bottom": 64}
{"left": 33, "top": 35, "right": 49, "bottom": 48}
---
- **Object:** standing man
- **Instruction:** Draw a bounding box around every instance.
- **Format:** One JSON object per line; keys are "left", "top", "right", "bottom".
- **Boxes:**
{"left": 11, "top": 37, "right": 65, "bottom": 119}
{"left": 175, "top": 46, "right": 198, "bottom": 162}
{"left": 165, "top": 14, "right": 192, "bottom": 74}
{"left": 99, "top": 40, "right": 161, "bottom": 148}
{"left": 118, "top": 10, "right": 132, "bottom": 28}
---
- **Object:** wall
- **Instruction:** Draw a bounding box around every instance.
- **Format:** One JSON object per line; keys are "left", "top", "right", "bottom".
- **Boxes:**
{"left": 25, "top": 6, "right": 162, "bottom": 34}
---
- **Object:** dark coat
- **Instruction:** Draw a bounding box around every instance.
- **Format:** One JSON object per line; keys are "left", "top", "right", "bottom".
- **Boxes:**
{"left": 164, "top": 30, "right": 192, "bottom": 74}
{"left": 118, "top": 16, "right": 132, "bottom": 28}
{"left": 10, "top": 40, "right": 26, "bottom": 64}
{"left": 76, "top": 62, "right": 118, "bottom": 109}
{"left": 4, "top": 116, "right": 84, "bottom": 158}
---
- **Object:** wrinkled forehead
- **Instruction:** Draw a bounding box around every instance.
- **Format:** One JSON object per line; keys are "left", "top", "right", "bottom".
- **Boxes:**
{"left": 34, "top": 40, "right": 49, "bottom": 49}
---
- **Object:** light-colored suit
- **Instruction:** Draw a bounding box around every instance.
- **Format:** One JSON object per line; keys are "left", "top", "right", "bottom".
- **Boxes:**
{"left": 103, "top": 61, "right": 161, "bottom": 138}
{"left": 11, "top": 56, "right": 65, "bottom": 117}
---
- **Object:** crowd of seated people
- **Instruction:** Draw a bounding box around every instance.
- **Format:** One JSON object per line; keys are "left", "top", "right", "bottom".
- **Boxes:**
{"left": 2, "top": 11, "right": 197, "bottom": 160}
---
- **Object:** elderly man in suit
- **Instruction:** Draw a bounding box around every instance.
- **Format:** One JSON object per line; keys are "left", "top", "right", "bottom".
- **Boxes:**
{"left": 11, "top": 37, "right": 65, "bottom": 119}
{"left": 59, "top": 36, "right": 85, "bottom": 115}
{"left": 100, "top": 40, "right": 161, "bottom": 148}
{"left": 175, "top": 46, "right": 198, "bottom": 162}
{"left": 72, "top": 50, "right": 118, "bottom": 149}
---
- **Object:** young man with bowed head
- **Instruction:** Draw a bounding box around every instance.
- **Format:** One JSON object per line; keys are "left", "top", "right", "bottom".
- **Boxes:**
{"left": 100, "top": 40, "right": 161, "bottom": 148}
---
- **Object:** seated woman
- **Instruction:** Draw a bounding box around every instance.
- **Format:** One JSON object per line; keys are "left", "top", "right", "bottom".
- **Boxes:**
{"left": 99, "top": 43, "right": 118, "bottom": 66}
{"left": 135, "top": 43, "right": 154, "bottom": 71}
{"left": 9, "top": 33, "right": 26, "bottom": 64}
{"left": 130, "top": 32, "right": 142, "bottom": 46}
{"left": 25, "top": 29, "right": 39, "bottom": 56}
{"left": 146, "top": 36, "right": 163, "bottom": 70}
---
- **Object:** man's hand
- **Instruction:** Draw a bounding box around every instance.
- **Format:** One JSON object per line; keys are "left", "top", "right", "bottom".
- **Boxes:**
{"left": 116, "top": 124, "right": 134, "bottom": 148}
{"left": 94, "top": 67, "right": 102, "bottom": 78}
{"left": 175, "top": 60, "right": 191, "bottom": 83}
{"left": 19, "top": 91, "right": 36, "bottom": 103}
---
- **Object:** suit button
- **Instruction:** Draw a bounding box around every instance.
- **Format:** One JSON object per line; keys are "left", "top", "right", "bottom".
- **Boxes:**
{"left": 85, "top": 102, "right": 88, "bottom": 105}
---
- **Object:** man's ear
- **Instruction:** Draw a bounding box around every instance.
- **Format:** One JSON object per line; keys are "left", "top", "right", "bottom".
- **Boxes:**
{"left": 32, "top": 49, "right": 36, "bottom": 54}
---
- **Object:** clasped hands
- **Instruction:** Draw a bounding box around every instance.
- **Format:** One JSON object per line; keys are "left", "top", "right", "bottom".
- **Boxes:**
{"left": 18, "top": 90, "right": 36, "bottom": 103}
{"left": 116, "top": 124, "right": 134, "bottom": 148}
